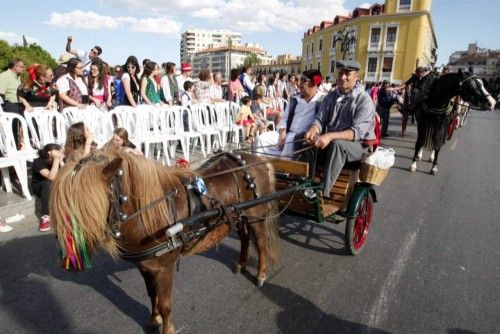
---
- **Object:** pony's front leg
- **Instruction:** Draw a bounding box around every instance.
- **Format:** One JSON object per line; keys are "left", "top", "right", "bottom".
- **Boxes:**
{"left": 430, "top": 149, "right": 440, "bottom": 175}
{"left": 138, "top": 267, "right": 161, "bottom": 330}
{"left": 154, "top": 263, "right": 176, "bottom": 334}
{"left": 235, "top": 223, "right": 250, "bottom": 274}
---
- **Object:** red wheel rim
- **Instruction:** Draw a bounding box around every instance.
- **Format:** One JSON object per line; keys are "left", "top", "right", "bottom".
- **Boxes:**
{"left": 353, "top": 196, "right": 373, "bottom": 250}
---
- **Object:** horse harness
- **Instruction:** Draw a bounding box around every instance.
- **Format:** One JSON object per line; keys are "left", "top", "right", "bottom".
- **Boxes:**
{"left": 104, "top": 152, "right": 260, "bottom": 263}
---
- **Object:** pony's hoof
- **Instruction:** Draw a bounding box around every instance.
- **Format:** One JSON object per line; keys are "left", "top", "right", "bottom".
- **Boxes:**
{"left": 430, "top": 168, "right": 438, "bottom": 175}
{"left": 257, "top": 276, "right": 266, "bottom": 287}
{"left": 410, "top": 164, "right": 417, "bottom": 172}
{"left": 144, "top": 315, "right": 162, "bottom": 333}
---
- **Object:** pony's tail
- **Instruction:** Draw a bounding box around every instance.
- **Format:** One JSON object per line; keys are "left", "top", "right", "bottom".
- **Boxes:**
{"left": 264, "top": 204, "right": 279, "bottom": 265}
{"left": 265, "top": 164, "right": 279, "bottom": 265}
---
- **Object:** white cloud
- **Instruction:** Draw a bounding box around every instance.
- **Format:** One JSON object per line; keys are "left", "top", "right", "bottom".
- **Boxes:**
{"left": 45, "top": 10, "right": 181, "bottom": 35}
{"left": 103, "top": 0, "right": 349, "bottom": 33}
{"left": 130, "top": 17, "right": 182, "bottom": 35}
{"left": 0, "top": 31, "right": 39, "bottom": 45}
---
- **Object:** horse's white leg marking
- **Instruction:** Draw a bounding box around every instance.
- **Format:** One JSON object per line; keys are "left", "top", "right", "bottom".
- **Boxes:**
{"left": 417, "top": 148, "right": 423, "bottom": 161}
{"left": 410, "top": 161, "right": 417, "bottom": 172}
{"left": 429, "top": 150, "right": 435, "bottom": 162}
{"left": 430, "top": 165, "right": 438, "bottom": 175}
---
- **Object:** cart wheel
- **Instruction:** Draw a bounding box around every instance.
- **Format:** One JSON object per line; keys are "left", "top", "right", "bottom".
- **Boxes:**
{"left": 345, "top": 193, "right": 373, "bottom": 255}
{"left": 446, "top": 117, "right": 457, "bottom": 140}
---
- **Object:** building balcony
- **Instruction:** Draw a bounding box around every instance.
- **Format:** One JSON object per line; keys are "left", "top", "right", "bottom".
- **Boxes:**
{"left": 316, "top": 52, "right": 322, "bottom": 59}
{"left": 368, "top": 42, "right": 380, "bottom": 52}
{"left": 365, "top": 72, "right": 377, "bottom": 82}
{"left": 329, "top": 48, "right": 336, "bottom": 56}
{"left": 380, "top": 72, "right": 392, "bottom": 81}
{"left": 384, "top": 41, "right": 396, "bottom": 51}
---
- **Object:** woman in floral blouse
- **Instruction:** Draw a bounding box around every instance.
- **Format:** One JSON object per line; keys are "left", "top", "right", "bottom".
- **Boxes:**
{"left": 18, "top": 64, "right": 57, "bottom": 112}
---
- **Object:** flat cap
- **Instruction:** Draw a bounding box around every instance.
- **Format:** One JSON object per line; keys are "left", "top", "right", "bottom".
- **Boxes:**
{"left": 336, "top": 60, "right": 360, "bottom": 71}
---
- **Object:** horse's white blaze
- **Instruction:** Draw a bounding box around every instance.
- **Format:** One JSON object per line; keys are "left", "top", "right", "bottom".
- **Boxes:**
{"left": 478, "top": 79, "right": 496, "bottom": 110}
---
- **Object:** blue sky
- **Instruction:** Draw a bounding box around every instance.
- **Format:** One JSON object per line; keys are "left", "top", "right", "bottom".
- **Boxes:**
{"left": 0, "top": 0, "right": 498, "bottom": 67}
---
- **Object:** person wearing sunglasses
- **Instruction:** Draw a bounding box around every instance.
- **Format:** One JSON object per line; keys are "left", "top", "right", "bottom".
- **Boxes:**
{"left": 56, "top": 58, "right": 89, "bottom": 110}
{"left": 121, "top": 55, "right": 141, "bottom": 107}
{"left": 65, "top": 35, "right": 102, "bottom": 75}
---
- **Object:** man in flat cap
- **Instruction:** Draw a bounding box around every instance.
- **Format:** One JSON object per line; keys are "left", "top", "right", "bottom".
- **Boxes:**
{"left": 255, "top": 69, "right": 325, "bottom": 158}
{"left": 305, "top": 60, "right": 375, "bottom": 199}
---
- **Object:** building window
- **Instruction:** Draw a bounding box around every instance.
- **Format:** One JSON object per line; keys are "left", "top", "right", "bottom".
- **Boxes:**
{"left": 398, "top": 0, "right": 411, "bottom": 11}
{"left": 331, "top": 34, "right": 337, "bottom": 50}
{"left": 370, "top": 27, "right": 381, "bottom": 49}
{"left": 382, "top": 57, "right": 393, "bottom": 73}
{"left": 319, "top": 39, "right": 323, "bottom": 52}
{"left": 330, "top": 60, "right": 336, "bottom": 73}
{"left": 367, "top": 57, "right": 378, "bottom": 73}
{"left": 386, "top": 27, "right": 397, "bottom": 48}
{"left": 306, "top": 45, "right": 309, "bottom": 57}
{"left": 312, "top": 42, "right": 314, "bottom": 54}
{"left": 317, "top": 62, "right": 321, "bottom": 71}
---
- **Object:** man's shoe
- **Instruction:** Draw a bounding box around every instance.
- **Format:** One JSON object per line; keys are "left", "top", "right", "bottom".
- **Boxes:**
{"left": 38, "top": 215, "right": 51, "bottom": 232}
{"left": 0, "top": 223, "right": 13, "bottom": 233}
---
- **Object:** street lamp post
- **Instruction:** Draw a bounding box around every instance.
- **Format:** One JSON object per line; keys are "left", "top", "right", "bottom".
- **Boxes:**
{"left": 332, "top": 27, "right": 357, "bottom": 60}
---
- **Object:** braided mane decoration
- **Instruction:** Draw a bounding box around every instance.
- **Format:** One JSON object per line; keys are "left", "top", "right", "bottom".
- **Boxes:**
{"left": 50, "top": 148, "right": 193, "bottom": 271}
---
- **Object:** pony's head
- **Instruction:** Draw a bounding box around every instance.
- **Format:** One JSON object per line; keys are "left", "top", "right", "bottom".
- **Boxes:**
{"left": 50, "top": 148, "right": 191, "bottom": 271}
{"left": 458, "top": 69, "right": 496, "bottom": 111}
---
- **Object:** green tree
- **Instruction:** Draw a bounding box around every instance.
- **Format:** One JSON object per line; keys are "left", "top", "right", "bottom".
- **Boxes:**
{"left": 0, "top": 40, "right": 57, "bottom": 71}
{"left": 243, "top": 53, "right": 262, "bottom": 68}
{"left": 0, "top": 40, "right": 14, "bottom": 70}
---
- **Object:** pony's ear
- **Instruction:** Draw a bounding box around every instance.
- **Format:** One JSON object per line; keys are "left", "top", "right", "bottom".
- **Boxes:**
{"left": 458, "top": 68, "right": 464, "bottom": 79}
{"left": 102, "top": 158, "right": 123, "bottom": 181}
{"left": 468, "top": 66, "right": 473, "bottom": 73}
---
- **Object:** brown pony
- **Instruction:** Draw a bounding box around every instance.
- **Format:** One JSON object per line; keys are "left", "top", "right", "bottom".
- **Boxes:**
{"left": 50, "top": 148, "right": 279, "bottom": 334}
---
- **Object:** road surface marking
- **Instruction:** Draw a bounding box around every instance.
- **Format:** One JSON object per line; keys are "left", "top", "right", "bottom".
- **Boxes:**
{"left": 366, "top": 218, "right": 424, "bottom": 332}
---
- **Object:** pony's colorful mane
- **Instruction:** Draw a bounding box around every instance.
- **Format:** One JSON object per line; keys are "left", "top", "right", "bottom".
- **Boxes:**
{"left": 50, "top": 147, "right": 193, "bottom": 269}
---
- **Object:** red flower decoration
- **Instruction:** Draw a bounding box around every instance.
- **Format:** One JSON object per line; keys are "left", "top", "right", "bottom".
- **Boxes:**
{"left": 176, "top": 158, "right": 190, "bottom": 169}
{"left": 313, "top": 75, "right": 322, "bottom": 86}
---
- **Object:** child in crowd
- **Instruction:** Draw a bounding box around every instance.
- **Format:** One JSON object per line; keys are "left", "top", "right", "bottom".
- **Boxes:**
{"left": 236, "top": 96, "right": 257, "bottom": 144}
{"left": 181, "top": 80, "right": 195, "bottom": 107}
{"left": 32, "top": 143, "right": 65, "bottom": 232}
{"left": 64, "top": 122, "right": 95, "bottom": 163}
{"left": 181, "top": 81, "right": 195, "bottom": 131}
{"left": 109, "top": 127, "right": 142, "bottom": 155}
{"left": 251, "top": 94, "right": 268, "bottom": 135}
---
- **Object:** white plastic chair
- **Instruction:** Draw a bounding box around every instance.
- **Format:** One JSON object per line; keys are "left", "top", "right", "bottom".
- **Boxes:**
{"left": 0, "top": 116, "right": 32, "bottom": 200}
{"left": 179, "top": 107, "right": 205, "bottom": 162}
{"left": 210, "top": 103, "right": 242, "bottom": 149}
{"left": 191, "top": 104, "right": 221, "bottom": 154}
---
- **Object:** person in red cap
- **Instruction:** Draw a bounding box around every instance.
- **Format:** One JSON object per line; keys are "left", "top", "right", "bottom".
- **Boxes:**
{"left": 176, "top": 62, "right": 192, "bottom": 97}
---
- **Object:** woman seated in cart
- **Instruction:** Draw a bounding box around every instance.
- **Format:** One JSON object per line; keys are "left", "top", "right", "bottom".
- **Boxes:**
{"left": 305, "top": 60, "right": 376, "bottom": 199}
{"left": 254, "top": 69, "right": 324, "bottom": 159}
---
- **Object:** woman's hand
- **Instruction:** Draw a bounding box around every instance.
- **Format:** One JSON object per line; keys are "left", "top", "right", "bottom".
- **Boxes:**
{"left": 84, "top": 126, "right": 94, "bottom": 144}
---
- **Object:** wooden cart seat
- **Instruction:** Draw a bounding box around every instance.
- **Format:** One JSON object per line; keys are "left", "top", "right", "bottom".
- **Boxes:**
{"left": 270, "top": 158, "right": 356, "bottom": 221}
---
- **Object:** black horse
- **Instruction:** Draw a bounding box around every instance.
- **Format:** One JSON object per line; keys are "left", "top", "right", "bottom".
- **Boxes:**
{"left": 409, "top": 70, "right": 496, "bottom": 174}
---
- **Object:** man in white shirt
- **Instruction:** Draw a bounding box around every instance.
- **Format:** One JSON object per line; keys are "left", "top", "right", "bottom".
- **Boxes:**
{"left": 65, "top": 36, "right": 102, "bottom": 75}
{"left": 176, "top": 63, "right": 192, "bottom": 98}
{"left": 254, "top": 69, "right": 324, "bottom": 159}
{"left": 210, "top": 72, "right": 225, "bottom": 102}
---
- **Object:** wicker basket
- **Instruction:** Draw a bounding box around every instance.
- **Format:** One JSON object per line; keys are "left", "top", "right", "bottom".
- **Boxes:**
{"left": 359, "top": 163, "right": 389, "bottom": 186}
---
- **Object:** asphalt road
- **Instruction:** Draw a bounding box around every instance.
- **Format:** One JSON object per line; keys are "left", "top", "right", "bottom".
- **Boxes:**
{"left": 1, "top": 110, "right": 499, "bottom": 334}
